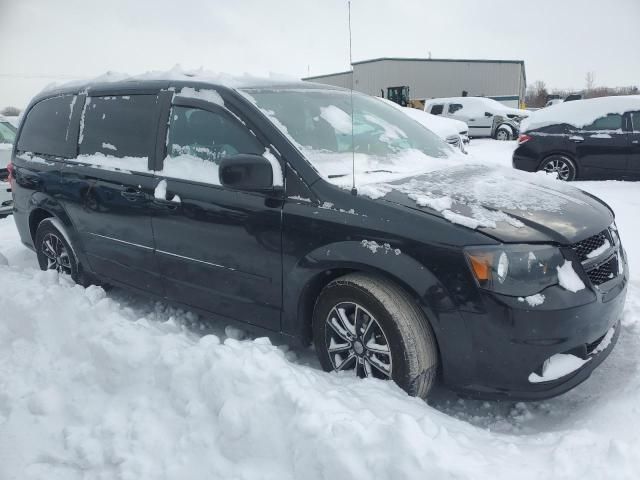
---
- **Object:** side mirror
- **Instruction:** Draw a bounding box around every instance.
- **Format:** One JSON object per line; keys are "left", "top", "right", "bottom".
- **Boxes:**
{"left": 484, "top": 112, "right": 493, "bottom": 117}
{"left": 219, "top": 154, "right": 277, "bottom": 192}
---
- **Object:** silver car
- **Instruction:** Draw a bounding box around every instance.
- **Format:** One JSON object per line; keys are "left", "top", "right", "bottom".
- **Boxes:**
{"left": 0, "top": 118, "right": 16, "bottom": 216}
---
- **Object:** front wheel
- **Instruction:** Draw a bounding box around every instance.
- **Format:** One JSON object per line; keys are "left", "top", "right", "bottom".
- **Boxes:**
{"left": 312, "top": 273, "right": 439, "bottom": 399}
{"left": 539, "top": 155, "right": 577, "bottom": 181}
{"left": 495, "top": 125, "right": 513, "bottom": 141}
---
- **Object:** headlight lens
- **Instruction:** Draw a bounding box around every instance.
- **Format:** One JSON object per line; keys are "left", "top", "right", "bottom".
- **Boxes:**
{"left": 464, "top": 244, "right": 565, "bottom": 296}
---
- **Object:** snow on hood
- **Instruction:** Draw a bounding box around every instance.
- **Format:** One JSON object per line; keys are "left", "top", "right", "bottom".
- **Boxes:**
{"left": 361, "top": 164, "right": 610, "bottom": 235}
{"left": 521, "top": 95, "right": 640, "bottom": 132}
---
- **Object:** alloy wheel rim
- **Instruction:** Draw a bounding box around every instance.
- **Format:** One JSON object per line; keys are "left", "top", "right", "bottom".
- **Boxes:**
{"left": 543, "top": 158, "right": 571, "bottom": 180}
{"left": 41, "top": 233, "right": 72, "bottom": 275}
{"left": 325, "top": 302, "right": 393, "bottom": 379}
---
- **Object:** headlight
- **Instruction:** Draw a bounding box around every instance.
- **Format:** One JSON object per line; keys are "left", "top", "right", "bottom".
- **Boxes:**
{"left": 464, "top": 245, "right": 565, "bottom": 296}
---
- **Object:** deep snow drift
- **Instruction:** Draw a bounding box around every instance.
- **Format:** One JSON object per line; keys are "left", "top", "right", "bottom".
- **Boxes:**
{"left": 1, "top": 140, "right": 640, "bottom": 479}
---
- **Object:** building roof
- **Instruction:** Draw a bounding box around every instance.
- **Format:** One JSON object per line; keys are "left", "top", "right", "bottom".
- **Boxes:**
{"left": 303, "top": 57, "right": 526, "bottom": 86}
{"left": 350, "top": 57, "right": 525, "bottom": 66}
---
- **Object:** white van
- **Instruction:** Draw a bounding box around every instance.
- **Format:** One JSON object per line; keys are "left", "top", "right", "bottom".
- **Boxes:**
{"left": 0, "top": 116, "right": 16, "bottom": 216}
{"left": 424, "top": 97, "right": 529, "bottom": 140}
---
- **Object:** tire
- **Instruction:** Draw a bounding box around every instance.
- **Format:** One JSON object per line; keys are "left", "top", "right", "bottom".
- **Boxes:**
{"left": 35, "top": 218, "right": 86, "bottom": 285}
{"left": 538, "top": 155, "right": 577, "bottom": 181}
{"left": 495, "top": 125, "right": 513, "bottom": 141}
{"left": 312, "top": 273, "right": 439, "bottom": 399}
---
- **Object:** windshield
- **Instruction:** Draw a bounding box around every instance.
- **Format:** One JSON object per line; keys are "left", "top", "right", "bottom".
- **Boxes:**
{"left": 242, "top": 88, "right": 454, "bottom": 189}
{"left": 0, "top": 122, "right": 17, "bottom": 144}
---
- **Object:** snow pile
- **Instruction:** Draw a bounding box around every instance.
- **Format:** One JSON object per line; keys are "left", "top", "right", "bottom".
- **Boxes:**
{"left": 75, "top": 153, "right": 148, "bottom": 173}
{"left": 521, "top": 95, "right": 640, "bottom": 132}
{"left": 176, "top": 87, "right": 225, "bottom": 106}
{"left": 587, "top": 239, "right": 611, "bottom": 258}
{"left": 528, "top": 354, "right": 590, "bottom": 383}
{"left": 160, "top": 153, "right": 220, "bottom": 184}
{"left": 43, "top": 65, "right": 299, "bottom": 94}
{"left": 518, "top": 293, "right": 545, "bottom": 307}
{"left": 319, "top": 105, "right": 352, "bottom": 134}
{"left": 366, "top": 164, "right": 592, "bottom": 230}
{"left": 300, "top": 148, "right": 461, "bottom": 192}
{"left": 557, "top": 260, "right": 586, "bottom": 292}
{"left": 154, "top": 179, "right": 168, "bottom": 200}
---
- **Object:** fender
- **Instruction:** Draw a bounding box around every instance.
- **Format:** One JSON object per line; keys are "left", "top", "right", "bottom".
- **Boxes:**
{"left": 25, "top": 190, "right": 92, "bottom": 270}
{"left": 281, "top": 238, "right": 472, "bottom": 383}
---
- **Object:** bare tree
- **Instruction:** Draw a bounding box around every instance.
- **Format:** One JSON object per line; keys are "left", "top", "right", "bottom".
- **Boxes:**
{"left": 525, "top": 80, "right": 549, "bottom": 108}
{"left": 585, "top": 72, "right": 595, "bottom": 95}
{"left": 1, "top": 106, "right": 21, "bottom": 116}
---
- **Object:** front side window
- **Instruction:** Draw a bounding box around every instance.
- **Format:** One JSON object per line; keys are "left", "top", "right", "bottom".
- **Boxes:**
{"left": 0, "top": 122, "right": 16, "bottom": 144}
{"left": 79, "top": 95, "right": 156, "bottom": 171}
{"left": 16, "top": 95, "right": 76, "bottom": 157}
{"left": 244, "top": 89, "right": 451, "bottom": 188}
{"left": 448, "top": 104, "right": 463, "bottom": 114}
{"left": 582, "top": 113, "right": 623, "bottom": 132}
{"left": 429, "top": 104, "right": 444, "bottom": 115}
{"left": 161, "top": 106, "right": 264, "bottom": 184}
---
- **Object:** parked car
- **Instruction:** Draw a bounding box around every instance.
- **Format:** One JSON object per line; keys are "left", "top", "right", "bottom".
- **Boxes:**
{"left": 378, "top": 97, "right": 469, "bottom": 152}
{"left": 424, "top": 96, "right": 529, "bottom": 140}
{"left": 0, "top": 116, "right": 17, "bottom": 216}
{"left": 10, "top": 77, "right": 627, "bottom": 400}
{"left": 544, "top": 99, "right": 563, "bottom": 108}
{"left": 514, "top": 96, "right": 640, "bottom": 180}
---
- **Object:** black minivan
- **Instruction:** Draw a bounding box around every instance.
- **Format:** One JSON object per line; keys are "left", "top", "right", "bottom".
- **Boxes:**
{"left": 514, "top": 96, "right": 640, "bottom": 180}
{"left": 9, "top": 76, "right": 628, "bottom": 400}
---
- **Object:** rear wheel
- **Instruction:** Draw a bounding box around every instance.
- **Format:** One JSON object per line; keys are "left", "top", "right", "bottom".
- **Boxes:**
{"left": 35, "top": 219, "right": 85, "bottom": 285}
{"left": 539, "top": 155, "right": 577, "bottom": 181}
{"left": 312, "top": 273, "right": 439, "bottom": 399}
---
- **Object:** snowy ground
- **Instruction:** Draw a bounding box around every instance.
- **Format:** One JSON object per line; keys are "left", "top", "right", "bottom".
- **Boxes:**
{"left": 1, "top": 140, "right": 639, "bottom": 479}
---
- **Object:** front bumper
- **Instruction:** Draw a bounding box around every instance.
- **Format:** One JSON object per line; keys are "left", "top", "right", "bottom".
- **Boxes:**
{"left": 448, "top": 258, "right": 628, "bottom": 401}
{"left": 0, "top": 183, "right": 12, "bottom": 215}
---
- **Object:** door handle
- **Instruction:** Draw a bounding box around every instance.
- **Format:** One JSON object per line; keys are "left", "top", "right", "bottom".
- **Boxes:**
{"left": 121, "top": 188, "right": 146, "bottom": 201}
{"left": 153, "top": 198, "right": 179, "bottom": 210}
{"left": 569, "top": 137, "right": 584, "bottom": 143}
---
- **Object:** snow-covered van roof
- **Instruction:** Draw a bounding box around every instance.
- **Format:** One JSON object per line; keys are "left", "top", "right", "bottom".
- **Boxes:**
{"left": 34, "top": 68, "right": 342, "bottom": 104}
{"left": 521, "top": 95, "right": 640, "bottom": 132}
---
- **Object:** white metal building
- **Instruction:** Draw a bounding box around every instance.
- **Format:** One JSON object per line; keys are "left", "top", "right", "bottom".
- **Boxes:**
{"left": 303, "top": 57, "right": 527, "bottom": 107}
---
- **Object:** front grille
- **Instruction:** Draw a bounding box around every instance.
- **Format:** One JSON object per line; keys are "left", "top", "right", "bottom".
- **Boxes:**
{"left": 586, "top": 256, "right": 618, "bottom": 286}
{"left": 570, "top": 229, "right": 610, "bottom": 262}
{"left": 446, "top": 136, "right": 461, "bottom": 148}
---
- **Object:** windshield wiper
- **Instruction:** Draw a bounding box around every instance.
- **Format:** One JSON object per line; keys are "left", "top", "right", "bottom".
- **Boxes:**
{"left": 328, "top": 169, "right": 394, "bottom": 179}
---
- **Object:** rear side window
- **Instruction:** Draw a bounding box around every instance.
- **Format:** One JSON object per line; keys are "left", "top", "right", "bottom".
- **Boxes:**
{"left": 17, "top": 95, "right": 77, "bottom": 157}
{"left": 161, "top": 106, "right": 263, "bottom": 184}
{"left": 582, "top": 114, "right": 623, "bottom": 131}
{"left": 429, "top": 104, "right": 444, "bottom": 115}
{"left": 79, "top": 95, "right": 157, "bottom": 160}
{"left": 448, "top": 103, "right": 463, "bottom": 114}
{"left": 630, "top": 112, "right": 640, "bottom": 132}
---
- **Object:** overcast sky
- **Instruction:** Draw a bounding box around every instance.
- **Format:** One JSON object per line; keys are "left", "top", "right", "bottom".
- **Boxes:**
{"left": 1, "top": 0, "right": 639, "bottom": 109}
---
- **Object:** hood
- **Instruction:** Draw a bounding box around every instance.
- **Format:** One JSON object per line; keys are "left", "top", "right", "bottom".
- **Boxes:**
{"left": 499, "top": 107, "right": 529, "bottom": 118}
{"left": 378, "top": 165, "right": 613, "bottom": 244}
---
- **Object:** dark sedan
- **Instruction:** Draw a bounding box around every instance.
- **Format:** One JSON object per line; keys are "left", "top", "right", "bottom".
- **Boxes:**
{"left": 513, "top": 96, "right": 640, "bottom": 180}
